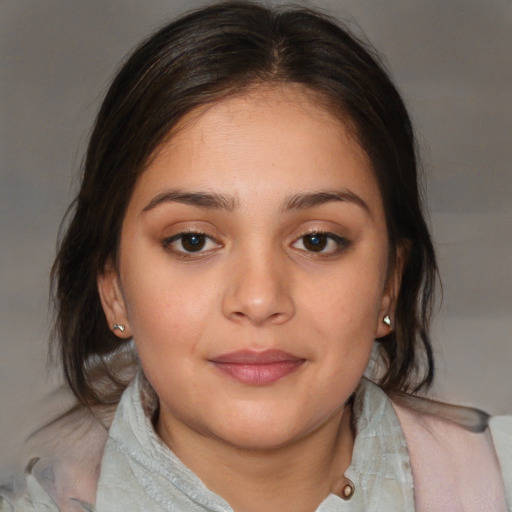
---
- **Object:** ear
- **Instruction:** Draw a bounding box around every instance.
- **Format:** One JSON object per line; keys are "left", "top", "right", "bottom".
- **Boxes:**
{"left": 374, "top": 243, "right": 408, "bottom": 339}
{"left": 97, "top": 261, "right": 132, "bottom": 339}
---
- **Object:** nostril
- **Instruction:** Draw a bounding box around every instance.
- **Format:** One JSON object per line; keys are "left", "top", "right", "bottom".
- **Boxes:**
{"left": 221, "top": 270, "right": 296, "bottom": 325}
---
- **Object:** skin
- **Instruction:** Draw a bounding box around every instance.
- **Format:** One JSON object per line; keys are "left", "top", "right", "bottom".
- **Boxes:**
{"left": 98, "top": 85, "right": 397, "bottom": 512}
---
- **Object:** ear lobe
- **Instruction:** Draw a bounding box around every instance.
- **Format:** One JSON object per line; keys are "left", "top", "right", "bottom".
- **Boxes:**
{"left": 97, "top": 264, "right": 132, "bottom": 339}
{"left": 375, "top": 296, "right": 394, "bottom": 339}
{"left": 375, "top": 243, "right": 408, "bottom": 339}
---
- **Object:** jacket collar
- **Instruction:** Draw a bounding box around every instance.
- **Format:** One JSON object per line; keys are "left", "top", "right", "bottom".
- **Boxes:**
{"left": 96, "top": 373, "right": 415, "bottom": 511}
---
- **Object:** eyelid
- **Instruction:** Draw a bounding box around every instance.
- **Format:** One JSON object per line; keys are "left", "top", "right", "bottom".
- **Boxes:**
{"left": 291, "top": 230, "right": 351, "bottom": 256}
{"left": 160, "top": 222, "right": 223, "bottom": 245}
{"left": 162, "top": 229, "right": 223, "bottom": 257}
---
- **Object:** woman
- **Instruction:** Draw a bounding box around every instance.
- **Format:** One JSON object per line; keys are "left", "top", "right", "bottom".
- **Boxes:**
{"left": 2, "top": 2, "right": 510, "bottom": 511}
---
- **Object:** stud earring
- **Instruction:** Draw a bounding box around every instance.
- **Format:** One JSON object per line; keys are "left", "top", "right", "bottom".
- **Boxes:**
{"left": 113, "top": 324, "right": 126, "bottom": 333}
{"left": 383, "top": 315, "right": 391, "bottom": 327}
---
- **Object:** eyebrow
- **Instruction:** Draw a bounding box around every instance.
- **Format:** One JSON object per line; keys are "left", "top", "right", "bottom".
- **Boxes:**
{"left": 142, "top": 190, "right": 238, "bottom": 213}
{"left": 142, "top": 188, "right": 370, "bottom": 215}
{"left": 282, "top": 190, "right": 371, "bottom": 215}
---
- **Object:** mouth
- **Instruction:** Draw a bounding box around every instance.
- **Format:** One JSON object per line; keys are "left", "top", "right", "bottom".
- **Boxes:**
{"left": 209, "top": 349, "right": 306, "bottom": 385}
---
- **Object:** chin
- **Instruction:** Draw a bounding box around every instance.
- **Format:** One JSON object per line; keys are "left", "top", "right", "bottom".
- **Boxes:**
{"left": 204, "top": 411, "right": 321, "bottom": 452}
{"left": 215, "top": 428, "right": 302, "bottom": 452}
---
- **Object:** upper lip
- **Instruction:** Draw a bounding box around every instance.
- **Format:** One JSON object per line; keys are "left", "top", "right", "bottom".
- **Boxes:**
{"left": 209, "top": 349, "right": 304, "bottom": 364}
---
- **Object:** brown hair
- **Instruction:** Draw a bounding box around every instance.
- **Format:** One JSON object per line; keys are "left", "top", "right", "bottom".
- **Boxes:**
{"left": 51, "top": 1, "right": 438, "bottom": 406}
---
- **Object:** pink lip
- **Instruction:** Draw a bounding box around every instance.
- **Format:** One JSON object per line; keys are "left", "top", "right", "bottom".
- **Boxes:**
{"left": 209, "top": 349, "right": 305, "bottom": 385}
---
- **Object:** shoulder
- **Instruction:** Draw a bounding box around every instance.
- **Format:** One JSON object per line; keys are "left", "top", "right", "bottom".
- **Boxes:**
{"left": 391, "top": 394, "right": 510, "bottom": 511}
{"left": 1, "top": 404, "right": 114, "bottom": 512}
{"left": 489, "top": 415, "right": 512, "bottom": 509}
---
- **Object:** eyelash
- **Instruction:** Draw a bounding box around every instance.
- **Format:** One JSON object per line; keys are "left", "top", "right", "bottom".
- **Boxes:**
{"left": 162, "top": 231, "right": 222, "bottom": 259}
{"left": 291, "top": 230, "right": 351, "bottom": 257}
{"left": 162, "top": 230, "right": 351, "bottom": 259}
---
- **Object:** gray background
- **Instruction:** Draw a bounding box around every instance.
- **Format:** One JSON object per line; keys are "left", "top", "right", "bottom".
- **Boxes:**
{"left": 1, "top": 0, "right": 511, "bottom": 469}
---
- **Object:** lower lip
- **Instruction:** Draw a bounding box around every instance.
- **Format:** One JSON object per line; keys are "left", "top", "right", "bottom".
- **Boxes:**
{"left": 212, "top": 360, "right": 305, "bottom": 385}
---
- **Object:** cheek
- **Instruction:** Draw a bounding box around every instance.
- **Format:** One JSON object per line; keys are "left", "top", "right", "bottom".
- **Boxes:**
{"left": 122, "top": 275, "right": 209, "bottom": 391}
{"left": 120, "top": 260, "right": 233, "bottom": 382}
{"left": 306, "top": 256, "right": 387, "bottom": 326}
{"left": 123, "top": 243, "right": 212, "bottom": 309}
{"left": 300, "top": 250, "right": 387, "bottom": 374}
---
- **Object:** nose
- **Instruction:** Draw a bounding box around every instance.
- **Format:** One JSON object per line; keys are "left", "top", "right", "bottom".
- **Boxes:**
{"left": 221, "top": 249, "right": 296, "bottom": 326}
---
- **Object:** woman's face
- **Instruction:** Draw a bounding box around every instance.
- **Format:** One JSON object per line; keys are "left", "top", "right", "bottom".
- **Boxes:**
{"left": 99, "top": 85, "right": 395, "bottom": 451}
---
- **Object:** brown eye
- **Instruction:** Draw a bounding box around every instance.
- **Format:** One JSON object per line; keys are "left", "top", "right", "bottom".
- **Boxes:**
{"left": 163, "top": 231, "right": 220, "bottom": 255}
{"left": 303, "top": 233, "right": 328, "bottom": 252}
{"left": 292, "top": 231, "right": 350, "bottom": 256}
{"left": 180, "top": 233, "right": 206, "bottom": 252}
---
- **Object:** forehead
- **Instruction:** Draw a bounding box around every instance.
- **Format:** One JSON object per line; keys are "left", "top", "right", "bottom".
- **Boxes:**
{"left": 162, "top": 84, "right": 356, "bottom": 161}
{"left": 129, "top": 85, "right": 382, "bottom": 215}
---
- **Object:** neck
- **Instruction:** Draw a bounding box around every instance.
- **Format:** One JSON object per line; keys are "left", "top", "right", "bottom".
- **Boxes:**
{"left": 159, "top": 403, "right": 354, "bottom": 512}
